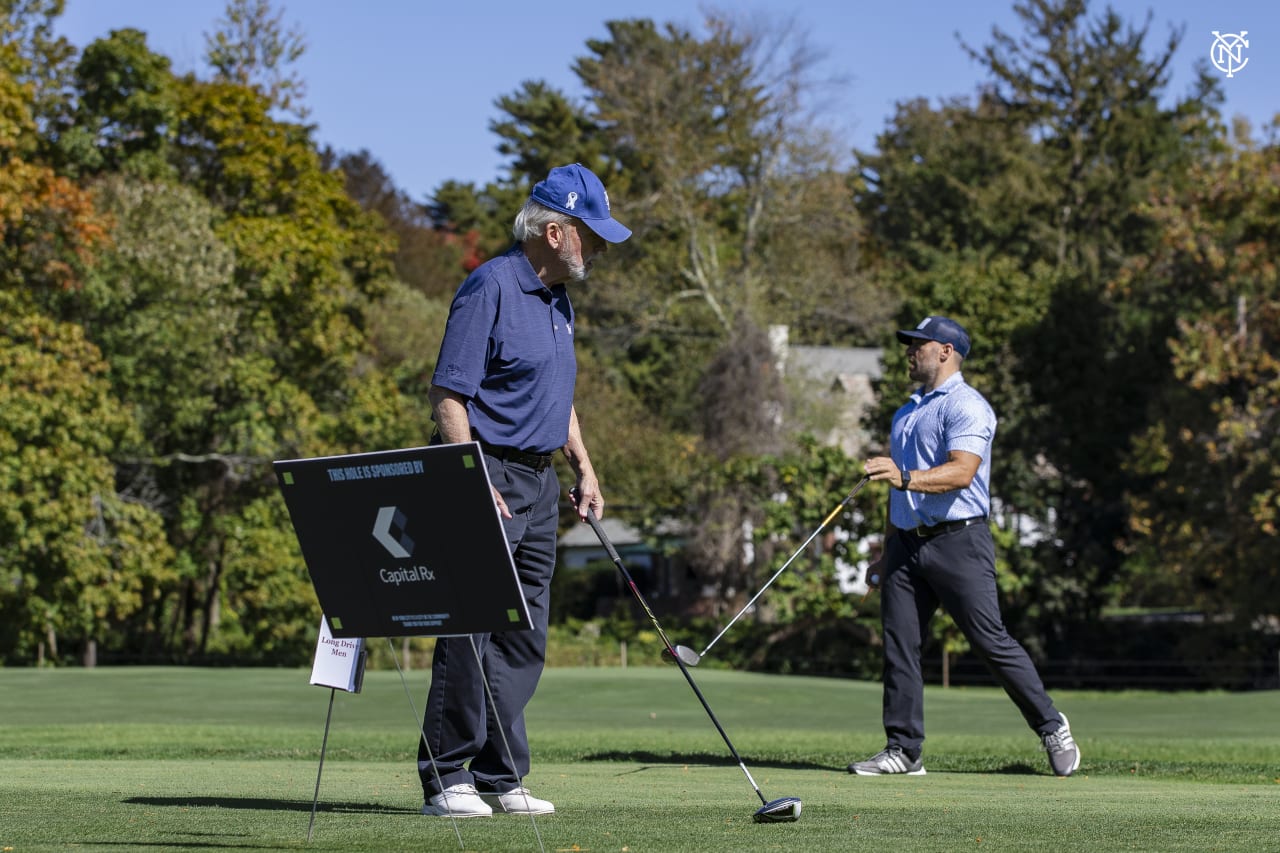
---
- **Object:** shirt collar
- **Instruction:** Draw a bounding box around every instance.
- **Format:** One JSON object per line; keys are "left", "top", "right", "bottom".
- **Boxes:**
{"left": 508, "top": 242, "right": 561, "bottom": 297}
{"left": 910, "top": 371, "right": 965, "bottom": 403}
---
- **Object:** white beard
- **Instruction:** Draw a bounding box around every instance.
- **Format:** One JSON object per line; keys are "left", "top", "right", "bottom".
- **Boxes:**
{"left": 558, "top": 241, "right": 589, "bottom": 282}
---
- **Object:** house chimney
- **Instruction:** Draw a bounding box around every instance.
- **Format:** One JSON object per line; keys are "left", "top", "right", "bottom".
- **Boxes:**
{"left": 769, "top": 324, "right": 789, "bottom": 376}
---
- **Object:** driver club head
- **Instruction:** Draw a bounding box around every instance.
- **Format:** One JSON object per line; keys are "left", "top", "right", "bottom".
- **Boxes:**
{"left": 753, "top": 796, "right": 802, "bottom": 823}
{"left": 661, "top": 644, "right": 703, "bottom": 666}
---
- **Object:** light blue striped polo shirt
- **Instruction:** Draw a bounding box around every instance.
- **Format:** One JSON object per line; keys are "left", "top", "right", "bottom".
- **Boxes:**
{"left": 888, "top": 372, "right": 996, "bottom": 530}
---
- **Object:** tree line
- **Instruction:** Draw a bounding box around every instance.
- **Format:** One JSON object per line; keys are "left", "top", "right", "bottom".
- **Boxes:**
{"left": 1, "top": 0, "right": 1275, "bottom": 669}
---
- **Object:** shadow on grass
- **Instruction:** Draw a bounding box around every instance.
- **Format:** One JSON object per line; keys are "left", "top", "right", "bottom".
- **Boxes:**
{"left": 580, "top": 751, "right": 1049, "bottom": 776}
{"left": 958, "top": 762, "right": 1042, "bottom": 775}
{"left": 580, "top": 750, "right": 830, "bottom": 771}
{"left": 124, "top": 795, "right": 414, "bottom": 814}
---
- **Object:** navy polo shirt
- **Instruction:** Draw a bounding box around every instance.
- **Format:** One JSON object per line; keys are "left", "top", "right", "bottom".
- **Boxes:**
{"left": 431, "top": 244, "right": 577, "bottom": 454}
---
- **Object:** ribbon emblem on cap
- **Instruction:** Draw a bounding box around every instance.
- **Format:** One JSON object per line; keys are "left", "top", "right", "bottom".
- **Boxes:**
{"left": 565, "top": 191, "right": 578, "bottom": 210}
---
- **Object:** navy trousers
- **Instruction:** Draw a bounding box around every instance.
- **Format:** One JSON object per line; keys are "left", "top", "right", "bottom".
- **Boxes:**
{"left": 879, "top": 522, "right": 1061, "bottom": 756}
{"left": 418, "top": 455, "right": 558, "bottom": 798}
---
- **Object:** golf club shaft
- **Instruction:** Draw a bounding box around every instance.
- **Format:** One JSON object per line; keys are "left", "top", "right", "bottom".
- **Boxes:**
{"left": 585, "top": 510, "right": 769, "bottom": 807}
{"left": 700, "top": 476, "right": 871, "bottom": 658}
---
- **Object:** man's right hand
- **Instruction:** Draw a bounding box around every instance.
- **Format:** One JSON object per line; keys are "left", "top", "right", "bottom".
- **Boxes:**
{"left": 492, "top": 486, "right": 512, "bottom": 519}
{"left": 428, "top": 385, "right": 511, "bottom": 518}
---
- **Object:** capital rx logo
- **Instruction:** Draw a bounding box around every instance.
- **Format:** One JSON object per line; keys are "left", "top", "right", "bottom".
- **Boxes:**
{"left": 372, "top": 506, "right": 414, "bottom": 558}
{"left": 1210, "top": 31, "right": 1249, "bottom": 78}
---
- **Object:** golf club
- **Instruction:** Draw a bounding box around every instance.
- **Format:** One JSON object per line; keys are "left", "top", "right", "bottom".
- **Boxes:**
{"left": 584, "top": 509, "right": 801, "bottom": 824}
{"left": 669, "top": 476, "right": 871, "bottom": 667}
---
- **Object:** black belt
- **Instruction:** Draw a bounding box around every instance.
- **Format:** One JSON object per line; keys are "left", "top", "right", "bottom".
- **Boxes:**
{"left": 478, "top": 441, "right": 554, "bottom": 471}
{"left": 907, "top": 516, "right": 986, "bottom": 539}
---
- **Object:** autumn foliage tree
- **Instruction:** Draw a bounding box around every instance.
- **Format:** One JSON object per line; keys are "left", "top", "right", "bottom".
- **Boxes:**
{"left": 1121, "top": 141, "right": 1280, "bottom": 633}
{"left": 3, "top": 8, "right": 424, "bottom": 663}
{"left": 2, "top": 8, "right": 173, "bottom": 662}
{"left": 0, "top": 293, "right": 177, "bottom": 664}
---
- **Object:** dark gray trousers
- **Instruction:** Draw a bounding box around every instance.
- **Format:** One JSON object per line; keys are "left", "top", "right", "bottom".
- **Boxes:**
{"left": 879, "top": 522, "right": 1061, "bottom": 756}
{"left": 418, "top": 455, "right": 558, "bottom": 798}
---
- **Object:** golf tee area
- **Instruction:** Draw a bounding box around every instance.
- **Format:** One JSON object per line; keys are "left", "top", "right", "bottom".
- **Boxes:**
{"left": 1, "top": 666, "right": 1277, "bottom": 852}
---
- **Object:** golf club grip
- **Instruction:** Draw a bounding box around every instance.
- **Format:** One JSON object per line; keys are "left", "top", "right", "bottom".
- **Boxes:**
{"left": 584, "top": 510, "right": 623, "bottom": 564}
{"left": 847, "top": 475, "right": 871, "bottom": 501}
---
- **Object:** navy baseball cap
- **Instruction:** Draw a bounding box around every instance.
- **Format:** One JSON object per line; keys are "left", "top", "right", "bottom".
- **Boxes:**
{"left": 896, "top": 316, "right": 971, "bottom": 358}
{"left": 530, "top": 163, "right": 632, "bottom": 243}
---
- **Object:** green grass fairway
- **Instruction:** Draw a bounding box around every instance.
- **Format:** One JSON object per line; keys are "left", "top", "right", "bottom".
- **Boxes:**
{"left": 1, "top": 666, "right": 1277, "bottom": 852}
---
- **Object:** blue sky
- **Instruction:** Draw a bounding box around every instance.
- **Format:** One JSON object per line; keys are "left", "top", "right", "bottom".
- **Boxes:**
{"left": 57, "top": 1, "right": 1276, "bottom": 201}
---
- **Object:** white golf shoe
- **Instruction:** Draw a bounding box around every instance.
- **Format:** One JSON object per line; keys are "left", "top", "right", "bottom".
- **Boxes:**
{"left": 421, "top": 783, "right": 493, "bottom": 817}
{"left": 480, "top": 786, "right": 555, "bottom": 815}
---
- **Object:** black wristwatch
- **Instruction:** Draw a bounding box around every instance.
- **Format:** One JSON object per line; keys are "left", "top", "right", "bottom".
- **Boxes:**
{"left": 897, "top": 468, "right": 912, "bottom": 491}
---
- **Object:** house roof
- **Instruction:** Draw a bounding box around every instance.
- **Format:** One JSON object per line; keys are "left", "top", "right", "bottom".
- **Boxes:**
{"left": 788, "top": 345, "right": 883, "bottom": 382}
{"left": 559, "top": 517, "right": 643, "bottom": 548}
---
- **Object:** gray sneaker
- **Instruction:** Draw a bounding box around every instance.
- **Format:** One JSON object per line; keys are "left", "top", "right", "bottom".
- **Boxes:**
{"left": 1042, "top": 713, "right": 1081, "bottom": 777}
{"left": 848, "top": 746, "right": 926, "bottom": 776}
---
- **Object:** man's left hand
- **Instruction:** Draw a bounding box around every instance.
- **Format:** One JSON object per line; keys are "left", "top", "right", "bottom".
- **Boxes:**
{"left": 865, "top": 456, "right": 905, "bottom": 489}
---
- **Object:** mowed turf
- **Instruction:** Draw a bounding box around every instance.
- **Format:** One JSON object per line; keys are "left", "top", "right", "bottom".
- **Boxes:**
{"left": 1, "top": 665, "right": 1277, "bottom": 852}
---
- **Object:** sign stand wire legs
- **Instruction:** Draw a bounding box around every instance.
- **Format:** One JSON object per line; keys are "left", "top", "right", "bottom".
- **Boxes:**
{"left": 306, "top": 688, "right": 336, "bottom": 843}
{"left": 393, "top": 638, "right": 465, "bottom": 849}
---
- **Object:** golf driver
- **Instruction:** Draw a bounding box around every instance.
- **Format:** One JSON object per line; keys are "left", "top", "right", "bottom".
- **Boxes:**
{"left": 669, "top": 476, "right": 871, "bottom": 667}
{"left": 584, "top": 509, "right": 801, "bottom": 824}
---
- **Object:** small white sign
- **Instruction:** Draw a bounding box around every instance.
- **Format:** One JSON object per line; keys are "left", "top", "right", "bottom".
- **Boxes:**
{"left": 310, "top": 615, "right": 366, "bottom": 692}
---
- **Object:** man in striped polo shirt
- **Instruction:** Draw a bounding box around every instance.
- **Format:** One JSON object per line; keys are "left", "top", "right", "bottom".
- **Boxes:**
{"left": 848, "top": 316, "right": 1080, "bottom": 778}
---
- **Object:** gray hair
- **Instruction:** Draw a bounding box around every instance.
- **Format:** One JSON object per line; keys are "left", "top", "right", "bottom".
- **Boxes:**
{"left": 513, "top": 199, "right": 572, "bottom": 242}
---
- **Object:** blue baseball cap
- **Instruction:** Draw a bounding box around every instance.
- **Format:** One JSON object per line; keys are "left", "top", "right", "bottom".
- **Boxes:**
{"left": 530, "top": 163, "right": 632, "bottom": 243}
{"left": 896, "top": 316, "right": 971, "bottom": 358}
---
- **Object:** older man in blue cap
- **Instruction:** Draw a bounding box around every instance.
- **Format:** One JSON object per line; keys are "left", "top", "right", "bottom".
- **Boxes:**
{"left": 419, "top": 164, "right": 631, "bottom": 817}
{"left": 848, "top": 316, "right": 1081, "bottom": 779}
